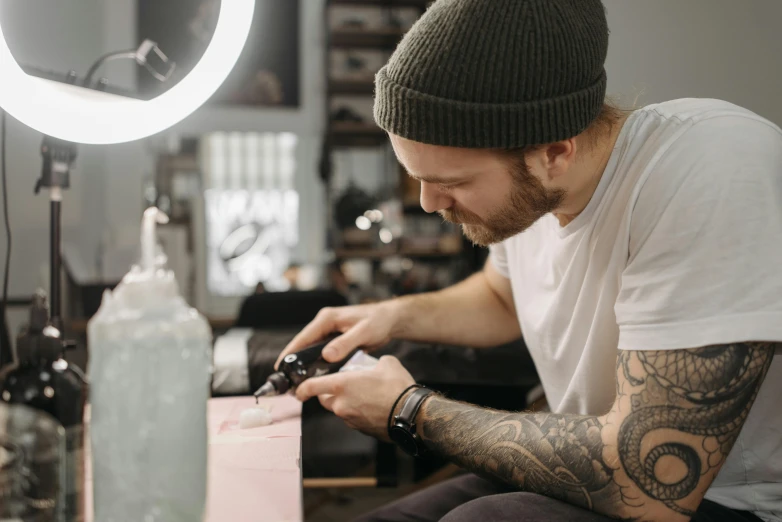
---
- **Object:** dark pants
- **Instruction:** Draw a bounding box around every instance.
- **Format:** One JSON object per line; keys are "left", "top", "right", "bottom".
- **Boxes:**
{"left": 353, "top": 474, "right": 764, "bottom": 522}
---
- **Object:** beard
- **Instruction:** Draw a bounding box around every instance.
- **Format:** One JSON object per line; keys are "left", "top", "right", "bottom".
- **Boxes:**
{"left": 439, "top": 167, "right": 565, "bottom": 246}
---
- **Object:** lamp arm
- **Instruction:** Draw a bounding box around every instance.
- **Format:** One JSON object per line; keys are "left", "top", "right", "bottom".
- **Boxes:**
{"left": 82, "top": 39, "right": 176, "bottom": 89}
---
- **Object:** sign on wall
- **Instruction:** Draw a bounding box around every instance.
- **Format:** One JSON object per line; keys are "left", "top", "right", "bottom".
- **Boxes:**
{"left": 201, "top": 132, "right": 299, "bottom": 296}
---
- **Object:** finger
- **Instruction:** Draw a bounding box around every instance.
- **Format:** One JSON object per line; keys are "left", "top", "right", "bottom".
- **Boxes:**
{"left": 321, "top": 321, "right": 371, "bottom": 362}
{"left": 318, "top": 394, "right": 336, "bottom": 412}
{"left": 276, "top": 309, "right": 337, "bottom": 369}
{"left": 295, "top": 373, "right": 350, "bottom": 402}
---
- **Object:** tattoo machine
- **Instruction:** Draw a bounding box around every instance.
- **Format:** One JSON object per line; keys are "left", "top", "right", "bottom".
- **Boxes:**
{"left": 253, "top": 335, "right": 378, "bottom": 401}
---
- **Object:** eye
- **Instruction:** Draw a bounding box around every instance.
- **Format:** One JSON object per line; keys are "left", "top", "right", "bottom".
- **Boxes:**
{"left": 439, "top": 181, "right": 464, "bottom": 192}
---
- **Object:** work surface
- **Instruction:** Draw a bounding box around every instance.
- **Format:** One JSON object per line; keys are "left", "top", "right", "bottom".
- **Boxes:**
{"left": 86, "top": 395, "right": 303, "bottom": 522}
{"left": 206, "top": 396, "right": 303, "bottom": 522}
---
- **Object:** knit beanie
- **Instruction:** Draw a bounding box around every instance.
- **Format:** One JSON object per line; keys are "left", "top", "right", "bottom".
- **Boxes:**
{"left": 374, "top": 0, "right": 609, "bottom": 148}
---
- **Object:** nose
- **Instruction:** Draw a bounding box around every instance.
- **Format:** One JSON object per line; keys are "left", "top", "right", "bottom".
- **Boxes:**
{"left": 419, "top": 182, "right": 453, "bottom": 214}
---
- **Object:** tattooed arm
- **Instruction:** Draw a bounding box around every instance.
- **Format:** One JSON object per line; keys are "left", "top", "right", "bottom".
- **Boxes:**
{"left": 412, "top": 342, "right": 775, "bottom": 520}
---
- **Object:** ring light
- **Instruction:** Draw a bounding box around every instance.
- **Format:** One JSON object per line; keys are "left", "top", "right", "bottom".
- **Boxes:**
{"left": 0, "top": 0, "right": 255, "bottom": 145}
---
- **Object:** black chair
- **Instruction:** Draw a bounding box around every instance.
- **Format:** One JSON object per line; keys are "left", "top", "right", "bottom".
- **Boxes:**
{"left": 235, "top": 290, "right": 349, "bottom": 330}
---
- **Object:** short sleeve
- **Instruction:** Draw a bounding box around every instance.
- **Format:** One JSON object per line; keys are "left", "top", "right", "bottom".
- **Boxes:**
{"left": 616, "top": 116, "right": 782, "bottom": 351}
{"left": 489, "top": 242, "right": 510, "bottom": 278}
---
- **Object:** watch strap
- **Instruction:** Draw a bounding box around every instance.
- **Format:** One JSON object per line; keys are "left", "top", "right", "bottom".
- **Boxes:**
{"left": 396, "top": 387, "right": 432, "bottom": 430}
{"left": 387, "top": 384, "right": 422, "bottom": 433}
{"left": 392, "top": 387, "right": 434, "bottom": 457}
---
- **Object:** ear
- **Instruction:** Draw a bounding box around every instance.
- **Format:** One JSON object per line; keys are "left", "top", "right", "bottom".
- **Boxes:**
{"left": 539, "top": 138, "right": 577, "bottom": 180}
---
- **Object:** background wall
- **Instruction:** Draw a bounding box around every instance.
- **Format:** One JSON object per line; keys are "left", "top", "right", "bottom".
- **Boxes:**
{"left": 0, "top": 0, "right": 104, "bottom": 292}
{"left": 0, "top": 0, "right": 121, "bottom": 338}
{"left": 603, "top": 0, "right": 782, "bottom": 125}
{"left": 0, "top": 0, "right": 326, "bottom": 324}
{"left": 0, "top": 0, "right": 780, "bottom": 321}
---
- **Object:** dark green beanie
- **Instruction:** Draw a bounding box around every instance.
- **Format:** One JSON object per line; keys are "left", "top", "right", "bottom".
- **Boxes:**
{"left": 374, "top": 0, "right": 609, "bottom": 148}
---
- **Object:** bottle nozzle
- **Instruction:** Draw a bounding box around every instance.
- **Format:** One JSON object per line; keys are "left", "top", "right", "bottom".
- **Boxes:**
{"left": 141, "top": 207, "right": 169, "bottom": 273}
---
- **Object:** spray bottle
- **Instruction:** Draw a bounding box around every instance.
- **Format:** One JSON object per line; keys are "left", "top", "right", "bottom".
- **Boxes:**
{"left": 88, "top": 208, "right": 211, "bottom": 522}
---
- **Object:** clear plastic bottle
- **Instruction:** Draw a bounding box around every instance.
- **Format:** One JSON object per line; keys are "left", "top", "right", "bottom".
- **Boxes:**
{"left": 1, "top": 290, "right": 87, "bottom": 522}
{"left": 0, "top": 402, "right": 66, "bottom": 522}
{"left": 87, "top": 208, "right": 211, "bottom": 522}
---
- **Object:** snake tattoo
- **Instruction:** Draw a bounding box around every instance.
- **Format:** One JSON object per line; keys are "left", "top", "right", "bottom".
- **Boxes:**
{"left": 414, "top": 341, "right": 775, "bottom": 519}
{"left": 617, "top": 344, "right": 773, "bottom": 514}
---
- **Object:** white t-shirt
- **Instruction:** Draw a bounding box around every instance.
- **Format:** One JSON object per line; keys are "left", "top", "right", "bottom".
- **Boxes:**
{"left": 490, "top": 99, "right": 782, "bottom": 520}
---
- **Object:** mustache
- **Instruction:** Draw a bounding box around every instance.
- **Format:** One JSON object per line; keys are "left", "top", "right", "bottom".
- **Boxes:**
{"left": 438, "top": 208, "right": 482, "bottom": 226}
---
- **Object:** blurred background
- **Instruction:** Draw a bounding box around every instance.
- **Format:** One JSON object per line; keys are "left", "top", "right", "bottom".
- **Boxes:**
{"left": 0, "top": 0, "right": 779, "bottom": 520}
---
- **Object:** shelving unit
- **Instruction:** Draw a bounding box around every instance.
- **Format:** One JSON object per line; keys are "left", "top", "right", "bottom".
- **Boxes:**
{"left": 317, "top": 0, "right": 491, "bottom": 492}
{"left": 329, "top": 79, "right": 375, "bottom": 95}
{"left": 322, "top": 0, "right": 485, "bottom": 292}
{"left": 329, "top": 121, "right": 387, "bottom": 147}
{"left": 331, "top": 28, "right": 407, "bottom": 49}
{"left": 330, "top": 0, "right": 431, "bottom": 6}
{"left": 323, "top": 0, "right": 430, "bottom": 155}
{"left": 334, "top": 243, "right": 463, "bottom": 260}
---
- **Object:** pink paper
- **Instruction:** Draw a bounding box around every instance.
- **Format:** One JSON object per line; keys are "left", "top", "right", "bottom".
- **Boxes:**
{"left": 87, "top": 396, "right": 303, "bottom": 522}
{"left": 210, "top": 437, "right": 301, "bottom": 471}
{"left": 206, "top": 396, "right": 302, "bottom": 521}
{"left": 213, "top": 395, "right": 302, "bottom": 439}
{"left": 209, "top": 395, "right": 302, "bottom": 438}
{"left": 206, "top": 396, "right": 303, "bottom": 522}
{"left": 205, "top": 468, "right": 302, "bottom": 522}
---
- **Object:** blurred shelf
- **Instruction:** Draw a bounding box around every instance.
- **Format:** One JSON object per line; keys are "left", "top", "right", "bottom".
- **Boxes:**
{"left": 331, "top": 29, "right": 406, "bottom": 49}
{"left": 330, "top": 121, "right": 388, "bottom": 147}
{"left": 330, "top": 0, "right": 430, "bottom": 7}
{"left": 330, "top": 121, "right": 385, "bottom": 134}
{"left": 66, "top": 316, "right": 234, "bottom": 335}
{"left": 334, "top": 246, "right": 461, "bottom": 260}
{"left": 208, "top": 317, "right": 236, "bottom": 330}
{"left": 21, "top": 64, "right": 141, "bottom": 99}
{"left": 162, "top": 216, "right": 192, "bottom": 226}
{"left": 400, "top": 247, "right": 461, "bottom": 258}
{"left": 158, "top": 155, "right": 199, "bottom": 171}
{"left": 330, "top": 79, "right": 375, "bottom": 95}
{"left": 335, "top": 247, "right": 397, "bottom": 259}
{"left": 67, "top": 319, "right": 89, "bottom": 335}
{"left": 4, "top": 296, "right": 33, "bottom": 307}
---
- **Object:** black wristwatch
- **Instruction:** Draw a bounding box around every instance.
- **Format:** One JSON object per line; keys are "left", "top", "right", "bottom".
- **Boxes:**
{"left": 388, "top": 386, "right": 433, "bottom": 457}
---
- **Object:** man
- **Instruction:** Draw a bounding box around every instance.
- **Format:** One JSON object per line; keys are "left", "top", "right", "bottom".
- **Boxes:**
{"left": 278, "top": 1, "right": 782, "bottom": 520}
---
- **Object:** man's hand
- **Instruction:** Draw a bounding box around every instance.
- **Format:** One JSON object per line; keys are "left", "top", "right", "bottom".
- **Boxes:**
{"left": 276, "top": 261, "right": 523, "bottom": 370}
{"left": 275, "top": 302, "right": 401, "bottom": 369}
{"left": 295, "top": 355, "right": 416, "bottom": 441}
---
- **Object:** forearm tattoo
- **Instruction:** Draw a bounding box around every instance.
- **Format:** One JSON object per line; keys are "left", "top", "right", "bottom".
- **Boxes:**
{"left": 417, "top": 342, "right": 776, "bottom": 519}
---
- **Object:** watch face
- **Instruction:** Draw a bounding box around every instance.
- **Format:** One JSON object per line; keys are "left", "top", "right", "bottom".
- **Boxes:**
{"left": 389, "top": 426, "right": 419, "bottom": 457}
